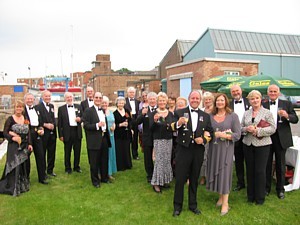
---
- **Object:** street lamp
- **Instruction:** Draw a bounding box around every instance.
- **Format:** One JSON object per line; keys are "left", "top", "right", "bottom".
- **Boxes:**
{"left": 28, "top": 67, "right": 31, "bottom": 88}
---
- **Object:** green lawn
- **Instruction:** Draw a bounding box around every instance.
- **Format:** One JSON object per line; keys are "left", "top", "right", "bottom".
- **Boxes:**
{"left": 0, "top": 138, "right": 300, "bottom": 225}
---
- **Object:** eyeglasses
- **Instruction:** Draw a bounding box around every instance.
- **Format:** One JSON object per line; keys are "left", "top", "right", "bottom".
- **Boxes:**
{"left": 94, "top": 96, "right": 103, "bottom": 99}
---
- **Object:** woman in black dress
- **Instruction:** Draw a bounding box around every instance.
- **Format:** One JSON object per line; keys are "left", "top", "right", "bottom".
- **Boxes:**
{"left": 0, "top": 100, "right": 33, "bottom": 196}
{"left": 113, "top": 97, "right": 132, "bottom": 171}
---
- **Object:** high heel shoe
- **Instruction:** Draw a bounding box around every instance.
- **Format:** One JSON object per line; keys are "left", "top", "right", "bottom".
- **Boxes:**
{"left": 220, "top": 207, "right": 230, "bottom": 216}
{"left": 152, "top": 185, "right": 162, "bottom": 194}
{"left": 216, "top": 202, "right": 222, "bottom": 207}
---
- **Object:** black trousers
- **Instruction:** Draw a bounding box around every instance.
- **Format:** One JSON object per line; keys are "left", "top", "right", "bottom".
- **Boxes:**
{"left": 63, "top": 127, "right": 82, "bottom": 172}
{"left": 244, "top": 144, "right": 270, "bottom": 204}
{"left": 131, "top": 116, "right": 139, "bottom": 159}
{"left": 42, "top": 131, "right": 56, "bottom": 174}
{"left": 266, "top": 132, "right": 287, "bottom": 193}
{"left": 143, "top": 145, "right": 154, "bottom": 181}
{"left": 87, "top": 137, "right": 109, "bottom": 185}
{"left": 173, "top": 143, "right": 204, "bottom": 211}
{"left": 31, "top": 129, "right": 46, "bottom": 182}
{"left": 234, "top": 137, "right": 245, "bottom": 187}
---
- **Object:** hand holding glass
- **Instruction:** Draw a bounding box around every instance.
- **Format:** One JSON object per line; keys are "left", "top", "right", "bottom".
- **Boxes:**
{"left": 214, "top": 128, "right": 220, "bottom": 144}
{"left": 183, "top": 113, "right": 189, "bottom": 131}
{"left": 278, "top": 107, "right": 283, "bottom": 123}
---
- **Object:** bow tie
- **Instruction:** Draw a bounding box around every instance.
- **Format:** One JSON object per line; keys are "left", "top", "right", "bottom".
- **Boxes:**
{"left": 89, "top": 99, "right": 93, "bottom": 102}
{"left": 46, "top": 103, "right": 50, "bottom": 107}
{"left": 29, "top": 107, "right": 34, "bottom": 110}
{"left": 150, "top": 107, "right": 156, "bottom": 112}
{"left": 270, "top": 101, "right": 276, "bottom": 105}
{"left": 98, "top": 108, "right": 102, "bottom": 111}
{"left": 191, "top": 109, "right": 198, "bottom": 112}
{"left": 130, "top": 99, "right": 135, "bottom": 101}
{"left": 235, "top": 100, "right": 242, "bottom": 104}
{"left": 68, "top": 105, "right": 73, "bottom": 108}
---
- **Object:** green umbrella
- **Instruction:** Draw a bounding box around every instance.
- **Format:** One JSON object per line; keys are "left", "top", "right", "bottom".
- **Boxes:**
{"left": 218, "top": 74, "right": 300, "bottom": 96}
{"left": 200, "top": 74, "right": 244, "bottom": 92}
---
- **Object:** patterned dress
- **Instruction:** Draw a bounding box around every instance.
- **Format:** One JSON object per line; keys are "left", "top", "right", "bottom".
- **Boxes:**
{"left": 150, "top": 111, "right": 174, "bottom": 186}
{"left": 0, "top": 116, "right": 31, "bottom": 196}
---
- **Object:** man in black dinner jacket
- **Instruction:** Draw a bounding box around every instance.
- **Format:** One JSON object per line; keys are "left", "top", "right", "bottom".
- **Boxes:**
{"left": 58, "top": 92, "right": 83, "bottom": 174}
{"left": 125, "top": 86, "right": 140, "bottom": 160}
{"left": 230, "top": 84, "right": 250, "bottom": 191}
{"left": 81, "top": 86, "right": 94, "bottom": 113}
{"left": 36, "top": 90, "right": 57, "bottom": 177}
{"left": 136, "top": 91, "right": 157, "bottom": 183}
{"left": 263, "top": 84, "right": 299, "bottom": 199}
{"left": 83, "top": 92, "right": 111, "bottom": 188}
{"left": 172, "top": 90, "right": 213, "bottom": 217}
{"left": 24, "top": 93, "right": 47, "bottom": 184}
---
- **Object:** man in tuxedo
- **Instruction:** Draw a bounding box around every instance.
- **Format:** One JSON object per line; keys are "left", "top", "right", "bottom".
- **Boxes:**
{"left": 58, "top": 92, "right": 83, "bottom": 174}
{"left": 36, "top": 90, "right": 57, "bottom": 177}
{"left": 24, "top": 93, "right": 47, "bottom": 184}
{"left": 230, "top": 85, "right": 250, "bottom": 191}
{"left": 263, "top": 84, "right": 298, "bottom": 199}
{"left": 172, "top": 90, "right": 213, "bottom": 217}
{"left": 136, "top": 92, "right": 157, "bottom": 183}
{"left": 81, "top": 86, "right": 94, "bottom": 113}
{"left": 83, "top": 92, "right": 111, "bottom": 188}
{"left": 124, "top": 86, "right": 140, "bottom": 160}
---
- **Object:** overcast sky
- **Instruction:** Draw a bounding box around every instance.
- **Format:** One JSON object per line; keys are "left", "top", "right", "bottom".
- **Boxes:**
{"left": 1, "top": 0, "right": 300, "bottom": 83}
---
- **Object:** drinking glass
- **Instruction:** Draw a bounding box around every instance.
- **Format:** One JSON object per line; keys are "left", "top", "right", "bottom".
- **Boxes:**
{"left": 183, "top": 113, "right": 189, "bottom": 131}
{"left": 278, "top": 107, "right": 283, "bottom": 123}
{"left": 214, "top": 128, "right": 219, "bottom": 144}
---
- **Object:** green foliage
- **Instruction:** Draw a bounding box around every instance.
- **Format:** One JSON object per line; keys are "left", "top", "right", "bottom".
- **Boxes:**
{"left": 116, "top": 68, "right": 133, "bottom": 74}
{"left": 0, "top": 138, "right": 300, "bottom": 225}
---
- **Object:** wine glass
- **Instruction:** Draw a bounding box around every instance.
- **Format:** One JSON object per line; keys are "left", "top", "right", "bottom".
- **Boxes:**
{"left": 125, "top": 119, "right": 129, "bottom": 130}
{"left": 37, "top": 127, "right": 44, "bottom": 140}
{"left": 278, "top": 107, "right": 283, "bottom": 123}
{"left": 214, "top": 128, "right": 219, "bottom": 144}
{"left": 17, "top": 137, "right": 22, "bottom": 151}
{"left": 183, "top": 113, "right": 189, "bottom": 131}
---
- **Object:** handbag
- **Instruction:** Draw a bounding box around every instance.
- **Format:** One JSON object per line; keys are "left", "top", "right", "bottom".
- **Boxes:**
{"left": 256, "top": 119, "right": 270, "bottom": 139}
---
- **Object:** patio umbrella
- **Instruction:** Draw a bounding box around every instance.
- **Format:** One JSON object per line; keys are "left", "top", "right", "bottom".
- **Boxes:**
{"left": 218, "top": 74, "right": 300, "bottom": 96}
{"left": 200, "top": 74, "right": 244, "bottom": 92}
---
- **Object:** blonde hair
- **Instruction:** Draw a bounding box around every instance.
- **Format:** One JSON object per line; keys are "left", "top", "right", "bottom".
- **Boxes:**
{"left": 247, "top": 90, "right": 262, "bottom": 99}
{"left": 202, "top": 91, "right": 215, "bottom": 101}
{"left": 157, "top": 92, "right": 168, "bottom": 101}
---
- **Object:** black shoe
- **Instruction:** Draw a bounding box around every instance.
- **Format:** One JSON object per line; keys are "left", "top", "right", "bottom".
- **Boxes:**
{"left": 47, "top": 172, "right": 57, "bottom": 177}
{"left": 39, "top": 180, "right": 49, "bottom": 185}
{"left": 189, "top": 208, "right": 201, "bottom": 215}
{"left": 173, "top": 210, "right": 181, "bottom": 217}
{"left": 233, "top": 185, "right": 245, "bottom": 191}
{"left": 101, "top": 180, "right": 112, "bottom": 184}
{"left": 277, "top": 192, "right": 285, "bottom": 199}
{"left": 74, "top": 169, "right": 82, "bottom": 173}
{"left": 265, "top": 191, "right": 270, "bottom": 196}
{"left": 93, "top": 183, "right": 100, "bottom": 188}
{"left": 65, "top": 170, "right": 72, "bottom": 174}
{"left": 133, "top": 157, "right": 140, "bottom": 160}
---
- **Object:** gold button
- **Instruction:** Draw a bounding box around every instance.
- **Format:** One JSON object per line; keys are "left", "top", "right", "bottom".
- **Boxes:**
{"left": 183, "top": 140, "right": 185, "bottom": 143}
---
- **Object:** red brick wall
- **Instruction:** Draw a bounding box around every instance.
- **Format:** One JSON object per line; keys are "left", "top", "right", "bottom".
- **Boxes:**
{"left": 159, "top": 41, "right": 181, "bottom": 79}
{"left": 166, "top": 59, "right": 258, "bottom": 97}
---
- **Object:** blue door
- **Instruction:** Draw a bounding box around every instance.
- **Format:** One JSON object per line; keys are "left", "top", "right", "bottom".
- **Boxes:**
{"left": 180, "top": 78, "right": 191, "bottom": 99}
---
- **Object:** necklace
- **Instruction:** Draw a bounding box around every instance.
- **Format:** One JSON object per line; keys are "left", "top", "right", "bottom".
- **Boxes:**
{"left": 216, "top": 113, "right": 226, "bottom": 117}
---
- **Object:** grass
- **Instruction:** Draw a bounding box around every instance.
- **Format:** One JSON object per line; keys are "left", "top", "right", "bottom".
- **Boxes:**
{"left": 0, "top": 138, "right": 300, "bottom": 225}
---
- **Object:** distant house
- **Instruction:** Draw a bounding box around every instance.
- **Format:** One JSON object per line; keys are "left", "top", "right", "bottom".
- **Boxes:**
{"left": 165, "top": 28, "right": 300, "bottom": 98}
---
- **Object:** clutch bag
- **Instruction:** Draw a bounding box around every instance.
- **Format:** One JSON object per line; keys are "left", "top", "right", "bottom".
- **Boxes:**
{"left": 256, "top": 119, "right": 270, "bottom": 128}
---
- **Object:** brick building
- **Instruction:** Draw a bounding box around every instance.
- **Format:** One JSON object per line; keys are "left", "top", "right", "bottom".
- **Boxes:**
{"left": 88, "top": 54, "right": 158, "bottom": 103}
{"left": 166, "top": 58, "right": 259, "bottom": 98}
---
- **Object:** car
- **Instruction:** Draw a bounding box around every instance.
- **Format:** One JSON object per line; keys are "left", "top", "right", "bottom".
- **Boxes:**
{"left": 287, "top": 96, "right": 300, "bottom": 108}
